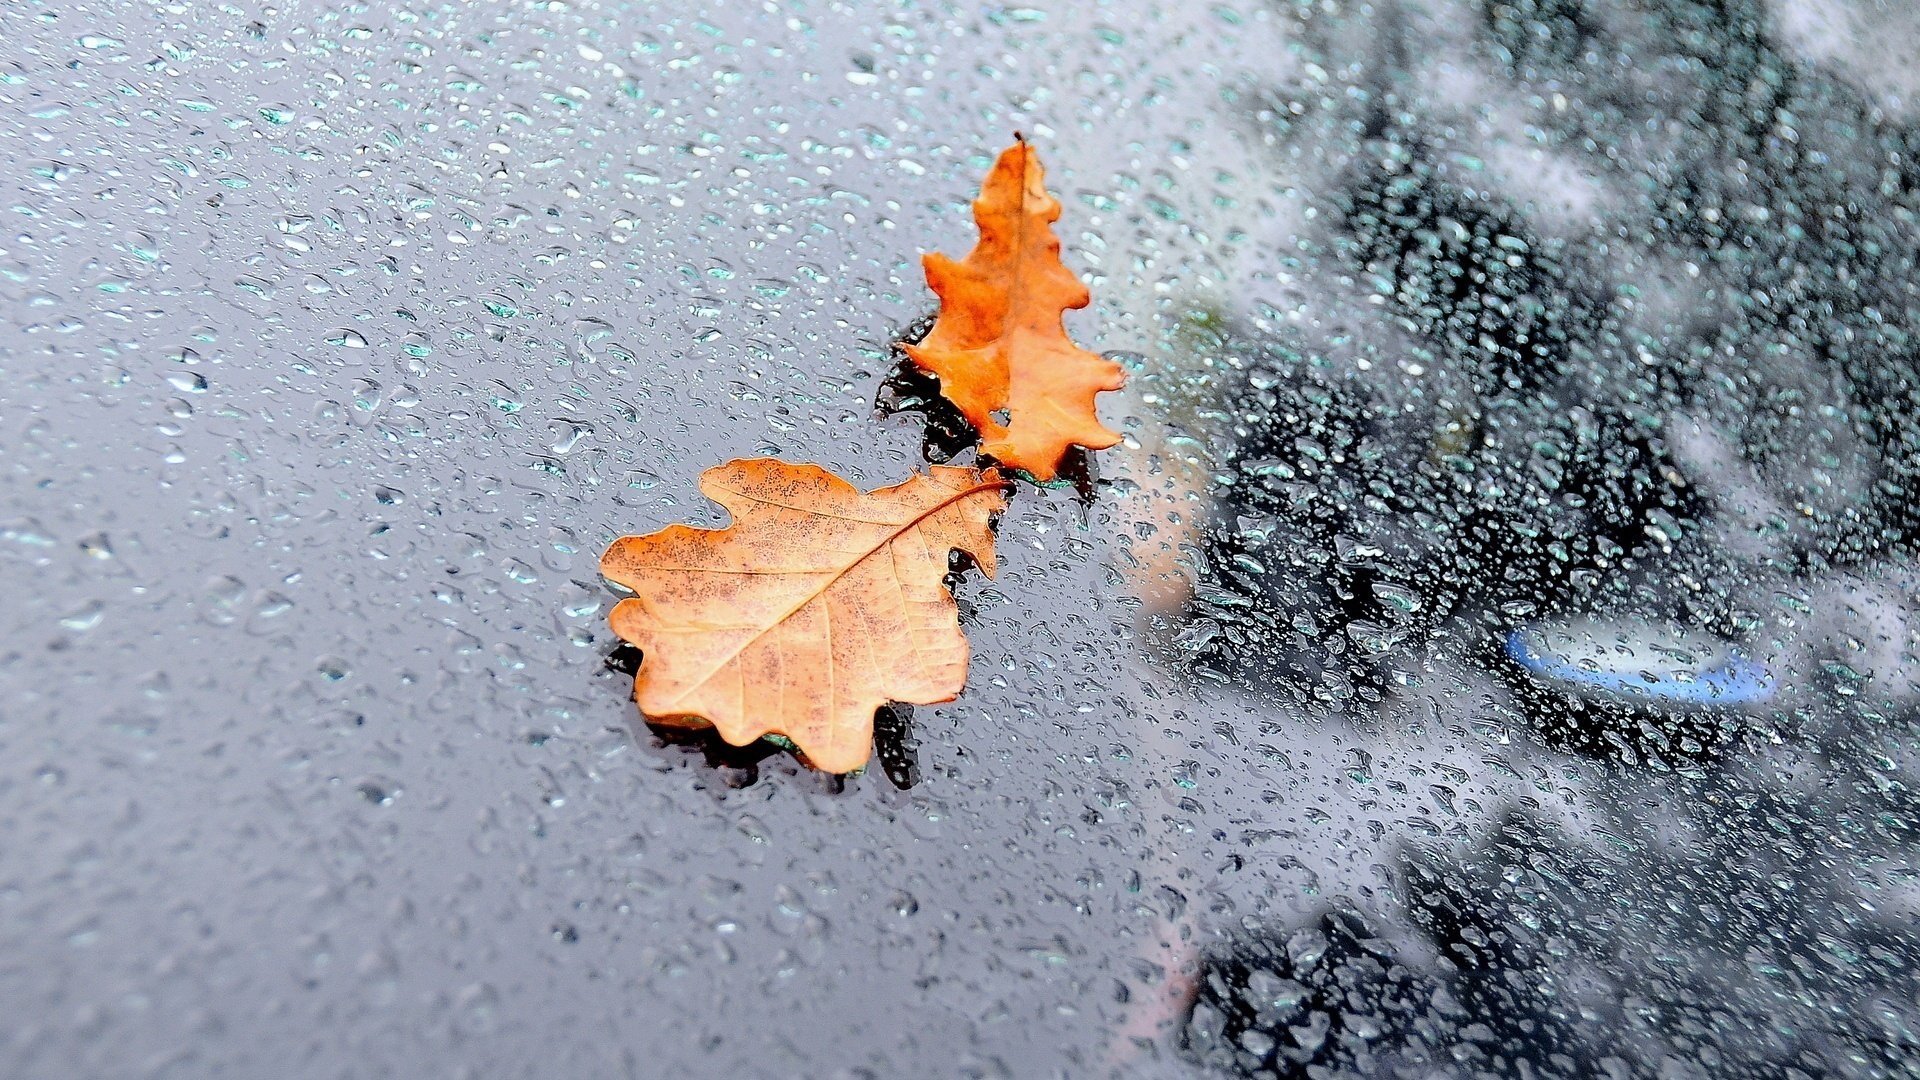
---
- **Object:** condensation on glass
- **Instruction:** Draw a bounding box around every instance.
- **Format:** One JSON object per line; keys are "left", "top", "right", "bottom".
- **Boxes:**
{"left": 2, "top": 2, "right": 1916, "bottom": 1077}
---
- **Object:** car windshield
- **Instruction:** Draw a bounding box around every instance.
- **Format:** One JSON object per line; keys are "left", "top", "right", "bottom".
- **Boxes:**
{"left": 6, "top": 1, "right": 1919, "bottom": 1077}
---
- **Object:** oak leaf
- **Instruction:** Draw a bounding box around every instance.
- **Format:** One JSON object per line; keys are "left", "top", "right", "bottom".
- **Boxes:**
{"left": 904, "top": 139, "right": 1126, "bottom": 481}
{"left": 600, "top": 459, "right": 1005, "bottom": 774}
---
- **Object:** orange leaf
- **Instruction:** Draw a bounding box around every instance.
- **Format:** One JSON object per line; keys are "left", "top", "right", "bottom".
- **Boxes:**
{"left": 904, "top": 139, "right": 1127, "bottom": 482}
{"left": 600, "top": 459, "right": 1006, "bottom": 774}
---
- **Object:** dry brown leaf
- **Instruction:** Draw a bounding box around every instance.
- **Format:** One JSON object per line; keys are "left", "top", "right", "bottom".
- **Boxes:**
{"left": 904, "top": 138, "right": 1127, "bottom": 481}
{"left": 600, "top": 459, "right": 1005, "bottom": 774}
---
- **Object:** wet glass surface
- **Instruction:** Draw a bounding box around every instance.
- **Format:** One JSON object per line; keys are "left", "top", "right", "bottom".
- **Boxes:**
{"left": 5, "top": 1, "right": 1919, "bottom": 1077}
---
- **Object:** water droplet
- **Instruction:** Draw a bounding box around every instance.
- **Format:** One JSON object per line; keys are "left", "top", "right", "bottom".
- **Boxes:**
{"left": 59, "top": 601, "right": 105, "bottom": 633}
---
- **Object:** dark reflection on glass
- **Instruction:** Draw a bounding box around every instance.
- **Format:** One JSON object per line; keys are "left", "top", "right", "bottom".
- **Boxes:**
{"left": 1185, "top": 907, "right": 1422, "bottom": 1077}
{"left": 1166, "top": 0, "right": 1920, "bottom": 1075}
{"left": 1191, "top": 806, "right": 1920, "bottom": 1078}
{"left": 1051, "top": 444, "right": 1102, "bottom": 511}
{"left": 603, "top": 641, "right": 644, "bottom": 680}
{"left": 871, "top": 704, "right": 921, "bottom": 790}
{"left": 875, "top": 314, "right": 980, "bottom": 466}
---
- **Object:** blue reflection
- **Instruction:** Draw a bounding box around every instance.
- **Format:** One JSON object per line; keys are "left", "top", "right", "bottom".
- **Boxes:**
{"left": 1504, "top": 626, "right": 1775, "bottom": 707}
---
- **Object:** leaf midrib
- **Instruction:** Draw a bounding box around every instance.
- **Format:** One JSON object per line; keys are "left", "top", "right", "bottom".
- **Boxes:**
{"left": 657, "top": 479, "right": 1002, "bottom": 711}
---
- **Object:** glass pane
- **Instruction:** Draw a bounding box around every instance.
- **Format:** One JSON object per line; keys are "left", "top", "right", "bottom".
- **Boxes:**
{"left": 4, "top": 2, "right": 1916, "bottom": 1077}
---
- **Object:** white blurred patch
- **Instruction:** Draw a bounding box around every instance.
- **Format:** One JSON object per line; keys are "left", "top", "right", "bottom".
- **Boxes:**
{"left": 1771, "top": 0, "right": 1920, "bottom": 115}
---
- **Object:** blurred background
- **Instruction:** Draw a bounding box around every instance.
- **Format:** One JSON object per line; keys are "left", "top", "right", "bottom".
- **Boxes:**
{"left": 3, "top": 1, "right": 1918, "bottom": 1076}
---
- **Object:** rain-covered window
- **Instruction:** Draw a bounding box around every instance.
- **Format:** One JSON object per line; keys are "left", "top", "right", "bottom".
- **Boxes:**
{"left": 5, "top": 1, "right": 1918, "bottom": 1077}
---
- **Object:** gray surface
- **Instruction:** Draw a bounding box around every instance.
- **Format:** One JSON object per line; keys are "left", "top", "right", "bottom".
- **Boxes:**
{"left": 4, "top": 1, "right": 1919, "bottom": 1078}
